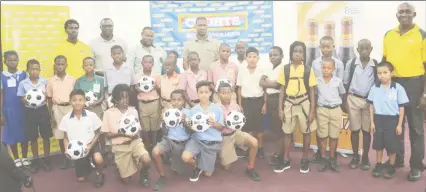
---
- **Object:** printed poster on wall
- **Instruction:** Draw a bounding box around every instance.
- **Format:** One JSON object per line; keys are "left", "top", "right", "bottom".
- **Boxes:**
{"left": 150, "top": 1, "right": 274, "bottom": 57}
{"left": 1, "top": 4, "right": 70, "bottom": 158}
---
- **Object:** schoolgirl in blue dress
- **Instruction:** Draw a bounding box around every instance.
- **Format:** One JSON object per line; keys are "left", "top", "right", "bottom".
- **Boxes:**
{"left": 1, "top": 50, "right": 29, "bottom": 168}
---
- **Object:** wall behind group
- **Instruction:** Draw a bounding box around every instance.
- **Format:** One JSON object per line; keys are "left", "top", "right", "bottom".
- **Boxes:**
{"left": 2, "top": 1, "right": 425, "bottom": 70}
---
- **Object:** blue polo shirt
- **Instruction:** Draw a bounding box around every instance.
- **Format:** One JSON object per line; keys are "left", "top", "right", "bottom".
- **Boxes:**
{"left": 367, "top": 82, "right": 409, "bottom": 116}
{"left": 17, "top": 76, "right": 48, "bottom": 106}
{"left": 190, "top": 102, "right": 224, "bottom": 142}
{"left": 167, "top": 108, "right": 191, "bottom": 141}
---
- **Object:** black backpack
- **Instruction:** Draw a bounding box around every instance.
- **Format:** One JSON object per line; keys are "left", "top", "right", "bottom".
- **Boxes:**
{"left": 284, "top": 64, "right": 311, "bottom": 94}
{"left": 345, "top": 58, "right": 378, "bottom": 91}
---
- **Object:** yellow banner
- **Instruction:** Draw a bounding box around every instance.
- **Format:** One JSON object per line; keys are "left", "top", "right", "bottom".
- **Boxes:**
{"left": 1, "top": 4, "right": 70, "bottom": 158}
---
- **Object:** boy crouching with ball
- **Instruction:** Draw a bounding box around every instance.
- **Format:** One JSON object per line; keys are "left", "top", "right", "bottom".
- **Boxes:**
{"left": 152, "top": 89, "right": 192, "bottom": 191}
{"left": 182, "top": 80, "right": 224, "bottom": 182}
{"left": 218, "top": 82, "right": 260, "bottom": 181}
{"left": 59, "top": 89, "right": 105, "bottom": 187}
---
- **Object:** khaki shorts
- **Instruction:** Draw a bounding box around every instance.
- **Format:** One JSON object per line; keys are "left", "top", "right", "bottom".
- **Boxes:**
{"left": 220, "top": 130, "right": 250, "bottom": 166}
{"left": 316, "top": 106, "right": 342, "bottom": 139}
{"left": 52, "top": 104, "right": 73, "bottom": 139}
{"left": 282, "top": 96, "right": 317, "bottom": 134}
{"left": 213, "top": 91, "right": 237, "bottom": 104}
{"left": 112, "top": 138, "right": 149, "bottom": 178}
{"left": 138, "top": 99, "right": 161, "bottom": 132}
{"left": 347, "top": 94, "right": 371, "bottom": 132}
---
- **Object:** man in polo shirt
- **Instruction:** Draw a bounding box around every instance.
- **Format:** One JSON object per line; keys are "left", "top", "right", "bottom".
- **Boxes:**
{"left": 89, "top": 18, "right": 128, "bottom": 76}
{"left": 128, "top": 27, "right": 167, "bottom": 75}
{"left": 182, "top": 17, "right": 221, "bottom": 71}
{"left": 382, "top": 2, "right": 426, "bottom": 181}
{"left": 55, "top": 19, "right": 92, "bottom": 78}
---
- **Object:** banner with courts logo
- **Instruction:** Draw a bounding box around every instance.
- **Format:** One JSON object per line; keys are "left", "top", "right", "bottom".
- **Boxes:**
{"left": 150, "top": 1, "right": 274, "bottom": 57}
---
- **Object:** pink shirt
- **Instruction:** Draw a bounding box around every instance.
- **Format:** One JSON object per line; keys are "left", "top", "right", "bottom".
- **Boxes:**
{"left": 159, "top": 72, "right": 180, "bottom": 100}
{"left": 46, "top": 74, "right": 76, "bottom": 104}
{"left": 101, "top": 107, "right": 139, "bottom": 145}
{"left": 178, "top": 69, "right": 207, "bottom": 100}
{"left": 207, "top": 60, "right": 238, "bottom": 87}
{"left": 134, "top": 71, "right": 160, "bottom": 101}
{"left": 220, "top": 103, "right": 241, "bottom": 134}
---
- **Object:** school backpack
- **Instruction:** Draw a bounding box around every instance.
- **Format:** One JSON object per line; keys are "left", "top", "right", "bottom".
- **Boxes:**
{"left": 284, "top": 64, "right": 311, "bottom": 94}
{"left": 345, "top": 57, "right": 378, "bottom": 91}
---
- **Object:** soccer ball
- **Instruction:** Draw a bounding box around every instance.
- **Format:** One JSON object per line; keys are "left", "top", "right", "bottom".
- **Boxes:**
{"left": 190, "top": 112, "right": 210, "bottom": 132}
{"left": 163, "top": 108, "right": 182, "bottom": 128}
{"left": 118, "top": 115, "right": 141, "bottom": 136}
{"left": 226, "top": 111, "right": 246, "bottom": 131}
{"left": 215, "top": 78, "right": 232, "bottom": 92}
{"left": 66, "top": 140, "right": 87, "bottom": 160}
{"left": 85, "top": 91, "right": 97, "bottom": 106}
{"left": 107, "top": 96, "right": 114, "bottom": 108}
{"left": 138, "top": 76, "right": 155, "bottom": 93}
{"left": 25, "top": 89, "right": 45, "bottom": 108}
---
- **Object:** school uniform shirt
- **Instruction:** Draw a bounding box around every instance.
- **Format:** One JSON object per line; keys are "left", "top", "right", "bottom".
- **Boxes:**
{"left": 17, "top": 77, "right": 48, "bottom": 106}
{"left": 207, "top": 60, "right": 239, "bottom": 87}
{"left": 367, "top": 82, "right": 409, "bottom": 116}
{"left": 134, "top": 72, "right": 160, "bottom": 101}
{"left": 58, "top": 110, "right": 102, "bottom": 144}
{"left": 220, "top": 103, "right": 241, "bottom": 134}
{"left": 104, "top": 62, "right": 137, "bottom": 94}
{"left": 168, "top": 108, "right": 191, "bottom": 141}
{"left": 237, "top": 65, "right": 267, "bottom": 98}
{"left": 316, "top": 76, "right": 346, "bottom": 107}
{"left": 178, "top": 69, "right": 207, "bottom": 101}
{"left": 159, "top": 72, "right": 180, "bottom": 100}
{"left": 101, "top": 107, "right": 139, "bottom": 145}
{"left": 190, "top": 103, "right": 224, "bottom": 142}
{"left": 46, "top": 74, "right": 76, "bottom": 104}
{"left": 74, "top": 75, "right": 105, "bottom": 100}
{"left": 276, "top": 64, "right": 317, "bottom": 96}
{"left": 312, "top": 57, "right": 345, "bottom": 80}
{"left": 264, "top": 63, "right": 285, "bottom": 94}
{"left": 343, "top": 58, "right": 376, "bottom": 97}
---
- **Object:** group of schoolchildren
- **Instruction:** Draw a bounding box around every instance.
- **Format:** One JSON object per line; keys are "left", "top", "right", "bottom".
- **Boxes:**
{"left": 0, "top": 35, "right": 409, "bottom": 190}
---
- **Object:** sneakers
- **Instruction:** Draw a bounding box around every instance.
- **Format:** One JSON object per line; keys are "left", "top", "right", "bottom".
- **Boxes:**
{"left": 257, "top": 147, "right": 265, "bottom": 159}
{"left": 360, "top": 158, "right": 371, "bottom": 170}
{"left": 274, "top": 159, "right": 291, "bottom": 173}
{"left": 300, "top": 159, "right": 310, "bottom": 174}
{"left": 153, "top": 176, "right": 165, "bottom": 191}
{"left": 407, "top": 169, "right": 422, "bottom": 182}
{"left": 246, "top": 169, "right": 261, "bottom": 181}
{"left": 268, "top": 153, "right": 279, "bottom": 166}
{"left": 310, "top": 151, "right": 321, "bottom": 164}
{"left": 139, "top": 167, "right": 150, "bottom": 187}
{"left": 329, "top": 157, "right": 340, "bottom": 173}
{"left": 21, "top": 158, "right": 32, "bottom": 169}
{"left": 189, "top": 167, "right": 202, "bottom": 182}
{"left": 348, "top": 156, "right": 359, "bottom": 169}
{"left": 95, "top": 172, "right": 105, "bottom": 188}
{"left": 318, "top": 157, "right": 329, "bottom": 172}
{"left": 383, "top": 166, "right": 396, "bottom": 179}
{"left": 14, "top": 159, "right": 23, "bottom": 168}
{"left": 372, "top": 163, "right": 383, "bottom": 177}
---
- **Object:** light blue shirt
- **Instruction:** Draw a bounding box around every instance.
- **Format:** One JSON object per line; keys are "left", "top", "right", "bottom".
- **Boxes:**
{"left": 343, "top": 58, "right": 376, "bottom": 97}
{"left": 167, "top": 108, "right": 191, "bottom": 141}
{"left": 312, "top": 57, "right": 345, "bottom": 80}
{"left": 190, "top": 103, "right": 224, "bottom": 142}
{"left": 367, "top": 82, "right": 409, "bottom": 116}
{"left": 17, "top": 77, "right": 48, "bottom": 106}
{"left": 316, "top": 76, "right": 346, "bottom": 106}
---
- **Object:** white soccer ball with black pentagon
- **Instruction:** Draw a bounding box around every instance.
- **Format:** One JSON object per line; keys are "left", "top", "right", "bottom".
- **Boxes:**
{"left": 118, "top": 115, "right": 141, "bottom": 136}
{"left": 226, "top": 111, "right": 246, "bottom": 131}
{"left": 66, "top": 140, "right": 87, "bottom": 160}
{"left": 138, "top": 76, "right": 156, "bottom": 93}
{"left": 190, "top": 112, "right": 210, "bottom": 132}
{"left": 163, "top": 108, "right": 182, "bottom": 128}
{"left": 25, "top": 88, "right": 45, "bottom": 108}
{"left": 85, "top": 91, "right": 97, "bottom": 106}
{"left": 107, "top": 95, "right": 114, "bottom": 108}
{"left": 215, "top": 78, "right": 232, "bottom": 92}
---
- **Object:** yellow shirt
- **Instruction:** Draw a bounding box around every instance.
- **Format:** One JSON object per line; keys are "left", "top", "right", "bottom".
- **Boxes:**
{"left": 54, "top": 40, "right": 93, "bottom": 78}
{"left": 276, "top": 64, "right": 317, "bottom": 96}
{"left": 383, "top": 24, "right": 426, "bottom": 77}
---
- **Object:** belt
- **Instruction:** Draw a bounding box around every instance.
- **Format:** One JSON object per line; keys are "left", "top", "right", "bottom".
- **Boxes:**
{"left": 191, "top": 99, "right": 200, "bottom": 103}
{"left": 171, "top": 139, "right": 188, "bottom": 144}
{"left": 95, "top": 71, "right": 104, "bottom": 77}
{"left": 286, "top": 93, "right": 308, "bottom": 100}
{"left": 320, "top": 105, "right": 339, "bottom": 109}
{"left": 162, "top": 98, "right": 171, "bottom": 102}
{"left": 57, "top": 102, "right": 70, "bottom": 106}
{"left": 200, "top": 140, "right": 220, "bottom": 145}
{"left": 140, "top": 98, "right": 159, "bottom": 104}
{"left": 222, "top": 131, "right": 235, "bottom": 136}
{"left": 393, "top": 76, "right": 422, "bottom": 80}
{"left": 285, "top": 97, "right": 310, "bottom": 132}
{"left": 268, "top": 93, "right": 280, "bottom": 96}
{"left": 242, "top": 96, "right": 263, "bottom": 100}
{"left": 350, "top": 93, "right": 367, "bottom": 99}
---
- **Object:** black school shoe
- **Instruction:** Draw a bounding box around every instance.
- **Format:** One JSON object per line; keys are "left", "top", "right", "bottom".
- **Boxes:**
{"left": 360, "top": 158, "right": 371, "bottom": 170}
{"left": 153, "top": 176, "right": 165, "bottom": 191}
{"left": 329, "top": 157, "right": 340, "bottom": 173}
{"left": 246, "top": 169, "right": 261, "bottom": 181}
{"left": 407, "top": 169, "right": 422, "bottom": 182}
{"left": 95, "top": 172, "right": 105, "bottom": 188}
{"left": 372, "top": 163, "right": 383, "bottom": 177}
{"left": 383, "top": 165, "right": 396, "bottom": 179}
{"left": 348, "top": 156, "right": 360, "bottom": 169}
{"left": 310, "top": 151, "right": 321, "bottom": 164}
{"left": 300, "top": 159, "right": 310, "bottom": 174}
{"left": 274, "top": 159, "right": 291, "bottom": 173}
{"left": 268, "top": 153, "right": 279, "bottom": 166}
{"left": 318, "top": 157, "right": 329, "bottom": 172}
{"left": 189, "top": 167, "right": 202, "bottom": 182}
{"left": 139, "top": 167, "right": 150, "bottom": 187}
{"left": 257, "top": 147, "right": 265, "bottom": 159}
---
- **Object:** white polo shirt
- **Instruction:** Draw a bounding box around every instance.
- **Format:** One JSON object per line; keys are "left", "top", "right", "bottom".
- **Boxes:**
{"left": 265, "top": 63, "right": 286, "bottom": 94}
{"left": 237, "top": 64, "right": 267, "bottom": 98}
{"left": 58, "top": 110, "right": 102, "bottom": 144}
{"left": 89, "top": 36, "right": 128, "bottom": 72}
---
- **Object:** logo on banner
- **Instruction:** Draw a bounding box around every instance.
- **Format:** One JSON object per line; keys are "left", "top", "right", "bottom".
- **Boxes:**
{"left": 178, "top": 12, "right": 248, "bottom": 32}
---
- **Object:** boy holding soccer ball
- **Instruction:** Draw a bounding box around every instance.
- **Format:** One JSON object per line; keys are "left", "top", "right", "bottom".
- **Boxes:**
{"left": 59, "top": 89, "right": 105, "bottom": 187}
{"left": 217, "top": 82, "right": 260, "bottom": 181}
{"left": 182, "top": 80, "right": 224, "bottom": 182}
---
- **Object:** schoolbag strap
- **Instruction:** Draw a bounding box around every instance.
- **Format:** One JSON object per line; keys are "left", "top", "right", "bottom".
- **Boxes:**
{"left": 346, "top": 58, "right": 358, "bottom": 91}
{"left": 284, "top": 64, "right": 291, "bottom": 90}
